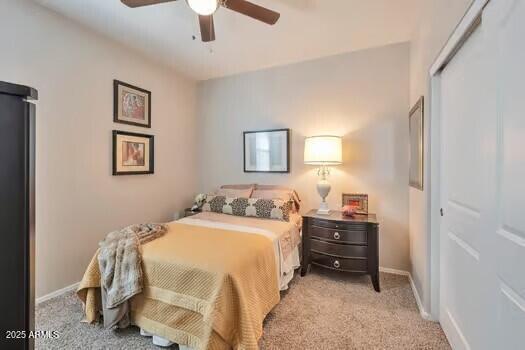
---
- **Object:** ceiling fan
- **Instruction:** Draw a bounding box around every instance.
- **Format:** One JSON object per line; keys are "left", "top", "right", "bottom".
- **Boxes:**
{"left": 121, "top": 0, "right": 281, "bottom": 42}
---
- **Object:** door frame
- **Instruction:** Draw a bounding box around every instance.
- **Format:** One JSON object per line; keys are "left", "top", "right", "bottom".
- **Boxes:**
{"left": 428, "top": 0, "right": 490, "bottom": 320}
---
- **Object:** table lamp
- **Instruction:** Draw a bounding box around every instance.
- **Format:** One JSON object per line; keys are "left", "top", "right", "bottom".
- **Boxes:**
{"left": 304, "top": 135, "right": 343, "bottom": 215}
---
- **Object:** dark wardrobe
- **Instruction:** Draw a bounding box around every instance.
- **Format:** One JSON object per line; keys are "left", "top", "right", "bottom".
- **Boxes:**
{"left": 0, "top": 81, "right": 38, "bottom": 350}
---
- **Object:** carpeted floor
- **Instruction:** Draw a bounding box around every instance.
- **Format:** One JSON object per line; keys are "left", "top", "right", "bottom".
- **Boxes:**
{"left": 36, "top": 269, "right": 450, "bottom": 349}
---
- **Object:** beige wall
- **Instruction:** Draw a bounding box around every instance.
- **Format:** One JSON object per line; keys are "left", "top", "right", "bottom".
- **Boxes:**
{"left": 0, "top": 0, "right": 198, "bottom": 297}
{"left": 409, "top": 0, "right": 473, "bottom": 312}
{"left": 197, "top": 43, "right": 411, "bottom": 271}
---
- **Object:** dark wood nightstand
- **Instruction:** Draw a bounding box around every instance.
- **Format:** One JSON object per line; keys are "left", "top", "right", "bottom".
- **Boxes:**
{"left": 301, "top": 209, "right": 380, "bottom": 292}
{"left": 183, "top": 208, "right": 201, "bottom": 217}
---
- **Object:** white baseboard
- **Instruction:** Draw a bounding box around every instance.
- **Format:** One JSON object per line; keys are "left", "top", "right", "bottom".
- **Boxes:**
{"left": 379, "top": 266, "right": 410, "bottom": 276}
{"left": 36, "top": 281, "right": 80, "bottom": 305}
{"left": 408, "top": 274, "right": 433, "bottom": 321}
{"left": 379, "top": 266, "right": 433, "bottom": 321}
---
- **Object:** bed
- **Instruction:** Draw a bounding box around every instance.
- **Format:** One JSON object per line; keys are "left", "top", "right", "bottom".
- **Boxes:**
{"left": 77, "top": 186, "right": 302, "bottom": 350}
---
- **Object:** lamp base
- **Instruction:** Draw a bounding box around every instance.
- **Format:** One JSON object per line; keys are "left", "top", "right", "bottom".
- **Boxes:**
{"left": 317, "top": 202, "right": 331, "bottom": 215}
{"left": 316, "top": 176, "right": 332, "bottom": 215}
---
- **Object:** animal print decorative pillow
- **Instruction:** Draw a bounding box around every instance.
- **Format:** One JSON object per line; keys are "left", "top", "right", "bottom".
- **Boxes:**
{"left": 202, "top": 196, "right": 293, "bottom": 222}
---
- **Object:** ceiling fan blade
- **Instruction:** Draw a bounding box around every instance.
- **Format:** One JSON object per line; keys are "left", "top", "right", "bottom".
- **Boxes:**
{"left": 223, "top": 0, "right": 280, "bottom": 25}
{"left": 199, "top": 15, "right": 216, "bottom": 42}
{"left": 121, "top": 0, "right": 177, "bottom": 8}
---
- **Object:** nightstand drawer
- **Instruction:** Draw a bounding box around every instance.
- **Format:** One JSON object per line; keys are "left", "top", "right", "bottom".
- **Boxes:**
{"left": 312, "top": 218, "right": 367, "bottom": 232}
{"left": 311, "top": 225, "right": 367, "bottom": 244}
{"left": 311, "top": 252, "right": 367, "bottom": 273}
{"left": 310, "top": 239, "right": 368, "bottom": 258}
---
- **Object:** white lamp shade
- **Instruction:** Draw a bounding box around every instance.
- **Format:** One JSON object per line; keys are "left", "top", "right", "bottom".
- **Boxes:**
{"left": 304, "top": 136, "right": 343, "bottom": 165}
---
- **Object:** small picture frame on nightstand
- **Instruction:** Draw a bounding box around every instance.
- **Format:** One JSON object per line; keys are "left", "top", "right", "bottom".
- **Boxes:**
{"left": 342, "top": 193, "right": 368, "bottom": 214}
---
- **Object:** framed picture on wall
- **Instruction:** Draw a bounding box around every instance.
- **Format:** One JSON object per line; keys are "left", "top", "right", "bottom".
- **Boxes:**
{"left": 409, "top": 96, "right": 424, "bottom": 190}
{"left": 243, "top": 128, "right": 290, "bottom": 173}
{"left": 112, "top": 130, "right": 154, "bottom": 175}
{"left": 113, "top": 80, "right": 151, "bottom": 128}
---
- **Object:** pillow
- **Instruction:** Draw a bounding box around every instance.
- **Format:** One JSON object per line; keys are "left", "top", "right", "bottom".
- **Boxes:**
{"left": 251, "top": 185, "right": 301, "bottom": 212}
{"left": 202, "top": 195, "right": 293, "bottom": 222}
{"left": 252, "top": 189, "right": 294, "bottom": 202}
{"left": 217, "top": 184, "right": 255, "bottom": 198}
{"left": 216, "top": 187, "right": 253, "bottom": 198}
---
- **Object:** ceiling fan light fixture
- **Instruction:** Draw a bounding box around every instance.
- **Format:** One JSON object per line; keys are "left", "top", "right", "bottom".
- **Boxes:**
{"left": 187, "top": 0, "right": 219, "bottom": 16}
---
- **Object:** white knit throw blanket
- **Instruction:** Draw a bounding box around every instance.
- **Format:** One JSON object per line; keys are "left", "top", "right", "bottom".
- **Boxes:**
{"left": 98, "top": 223, "right": 167, "bottom": 310}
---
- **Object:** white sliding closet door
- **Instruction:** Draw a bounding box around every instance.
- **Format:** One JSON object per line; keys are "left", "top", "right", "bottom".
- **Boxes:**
{"left": 439, "top": 1, "right": 525, "bottom": 349}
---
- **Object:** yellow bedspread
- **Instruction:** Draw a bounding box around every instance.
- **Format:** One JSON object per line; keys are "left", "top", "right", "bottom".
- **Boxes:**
{"left": 77, "top": 221, "right": 279, "bottom": 350}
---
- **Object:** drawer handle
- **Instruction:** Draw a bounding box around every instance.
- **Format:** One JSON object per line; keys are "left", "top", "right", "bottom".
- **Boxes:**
{"left": 333, "top": 260, "right": 340, "bottom": 268}
{"left": 333, "top": 232, "right": 341, "bottom": 240}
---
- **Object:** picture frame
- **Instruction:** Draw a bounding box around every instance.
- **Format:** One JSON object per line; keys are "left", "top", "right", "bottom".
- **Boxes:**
{"left": 409, "top": 96, "right": 424, "bottom": 190}
{"left": 113, "top": 80, "right": 151, "bottom": 128}
{"left": 342, "top": 193, "right": 368, "bottom": 214}
{"left": 112, "top": 130, "right": 154, "bottom": 175}
{"left": 243, "top": 128, "right": 290, "bottom": 173}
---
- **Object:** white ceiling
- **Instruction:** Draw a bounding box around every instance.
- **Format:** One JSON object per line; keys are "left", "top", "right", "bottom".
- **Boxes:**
{"left": 34, "top": 0, "right": 419, "bottom": 81}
